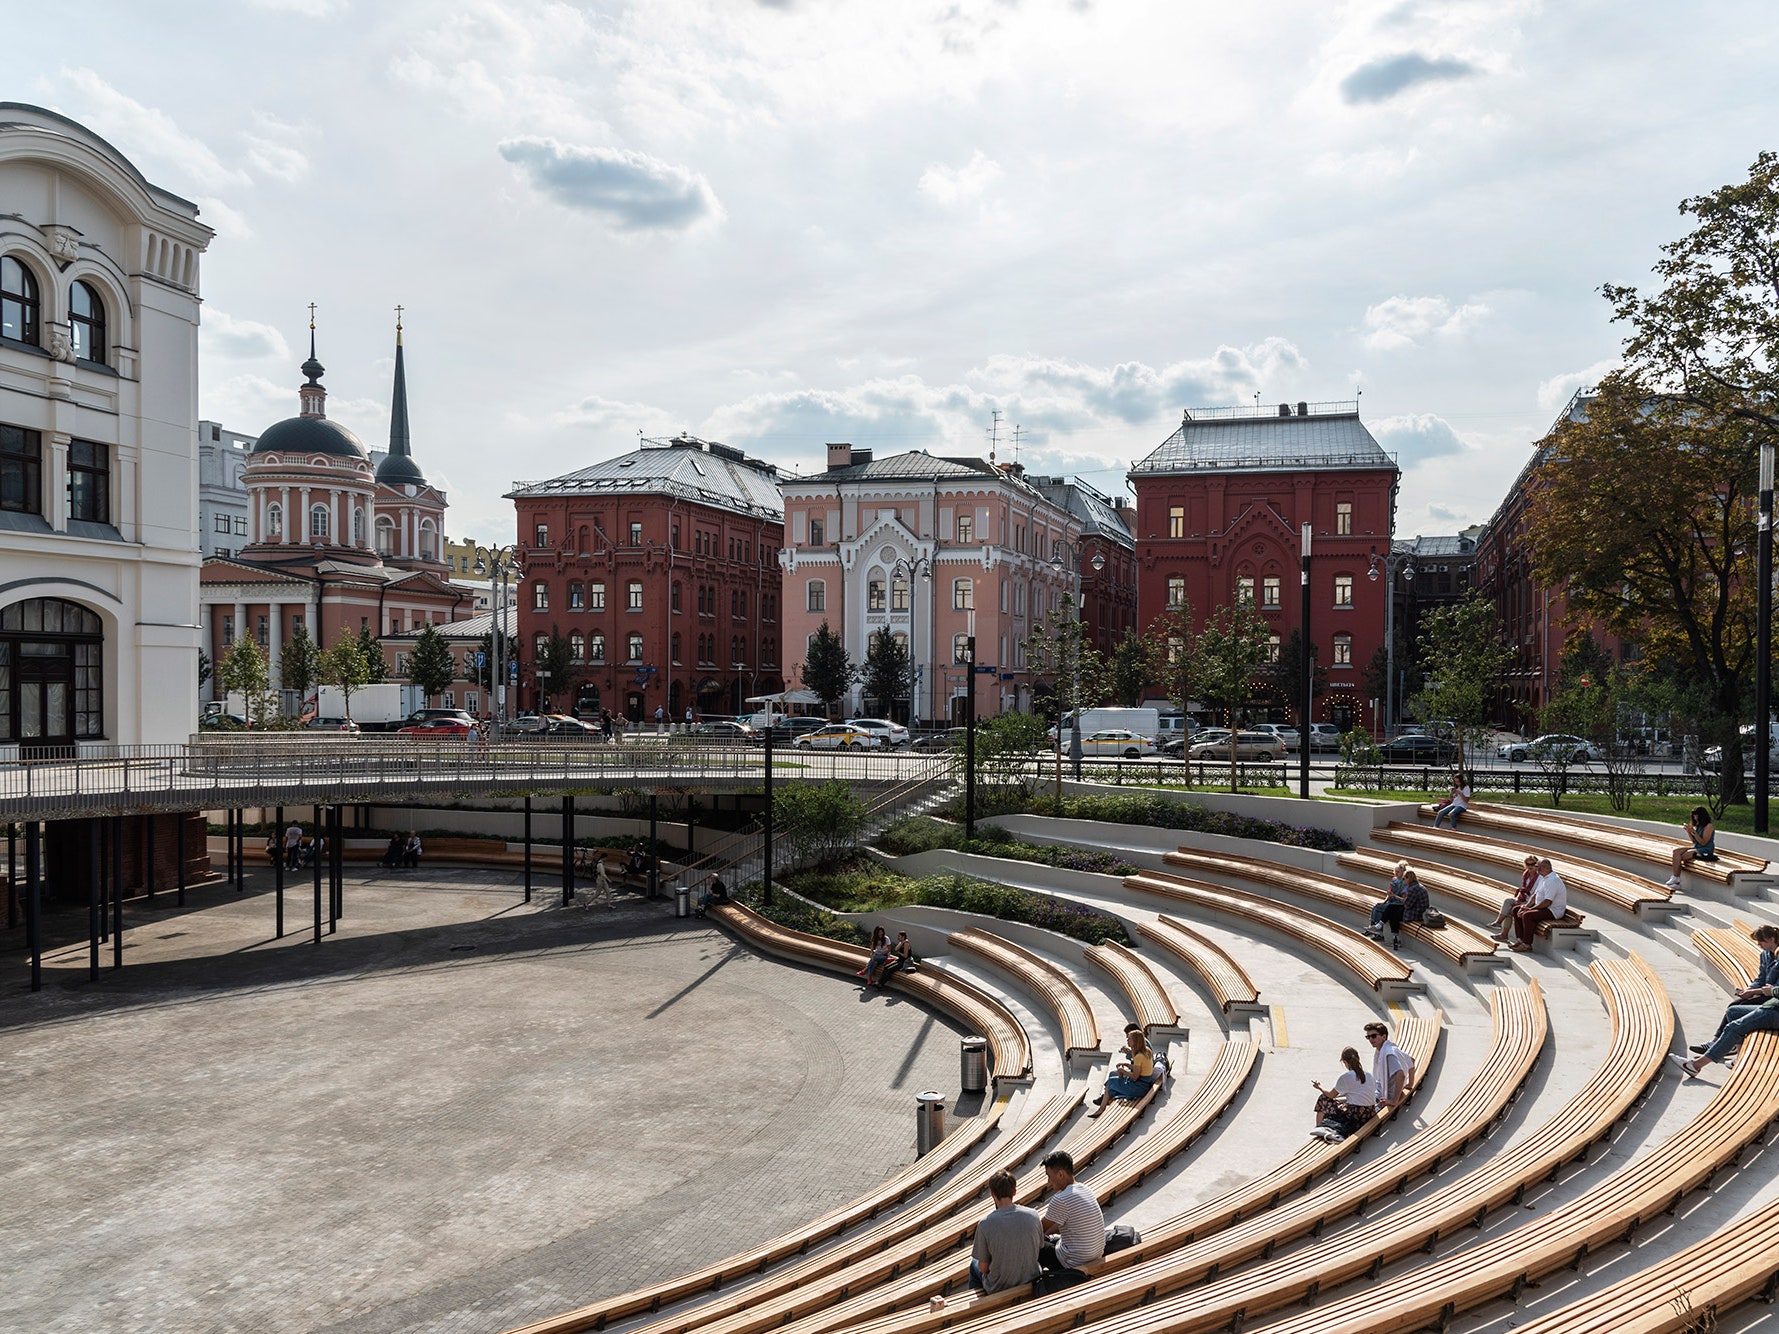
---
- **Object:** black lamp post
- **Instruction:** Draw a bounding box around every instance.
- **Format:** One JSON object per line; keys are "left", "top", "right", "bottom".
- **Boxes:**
{"left": 1757, "top": 440, "right": 1774, "bottom": 834}
{"left": 1299, "top": 523, "right": 1312, "bottom": 800}
{"left": 1368, "top": 546, "right": 1416, "bottom": 739}
{"left": 1052, "top": 544, "right": 1107, "bottom": 780}
{"left": 472, "top": 543, "right": 519, "bottom": 725}
{"left": 963, "top": 633, "right": 977, "bottom": 840}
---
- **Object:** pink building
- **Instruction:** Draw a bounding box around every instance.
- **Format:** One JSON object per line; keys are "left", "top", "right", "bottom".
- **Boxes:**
{"left": 779, "top": 447, "right": 1083, "bottom": 722}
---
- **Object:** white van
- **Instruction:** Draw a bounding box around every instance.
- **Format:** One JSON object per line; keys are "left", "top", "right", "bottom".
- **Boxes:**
{"left": 1053, "top": 707, "right": 1162, "bottom": 743}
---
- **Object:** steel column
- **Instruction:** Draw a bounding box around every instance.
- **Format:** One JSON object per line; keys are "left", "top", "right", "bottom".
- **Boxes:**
{"left": 312, "top": 816, "right": 322, "bottom": 944}
{"left": 762, "top": 729, "right": 774, "bottom": 906}
{"left": 176, "top": 813, "right": 186, "bottom": 907}
{"left": 274, "top": 805, "right": 284, "bottom": 938}
{"left": 25, "top": 822, "right": 41, "bottom": 991}
{"left": 647, "top": 795, "right": 658, "bottom": 899}
{"left": 1300, "top": 523, "right": 1312, "bottom": 800}
{"left": 523, "top": 797, "right": 532, "bottom": 902}
{"left": 6, "top": 823, "right": 14, "bottom": 930}
{"left": 964, "top": 635, "right": 977, "bottom": 840}
{"left": 561, "top": 795, "right": 575, "bottom": 907}
{"left": 1756, "top": 442, "right": 1773, "bottom": 834}
{"left": 144, "top": 813, "right": 155, "bottom": 902}
{"left": 88, "top": 818, "right": 99, "bottom": 980}
{"left": 110, "top": 814, "right": 121, "bottom": 969}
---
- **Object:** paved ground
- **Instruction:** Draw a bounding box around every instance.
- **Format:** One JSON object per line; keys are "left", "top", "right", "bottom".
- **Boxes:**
{"left": 0, "top": 868, "right": 963, "bottom": 1333}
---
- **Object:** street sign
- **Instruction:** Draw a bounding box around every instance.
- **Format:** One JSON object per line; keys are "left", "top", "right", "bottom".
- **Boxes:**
{"left": 476, "top": 652, "right": 486, "bottom": 668}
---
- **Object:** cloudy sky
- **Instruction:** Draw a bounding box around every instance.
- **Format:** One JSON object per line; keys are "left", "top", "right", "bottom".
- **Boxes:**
{"left": 15, "top": 0, "right": 1778, "bottom": 544}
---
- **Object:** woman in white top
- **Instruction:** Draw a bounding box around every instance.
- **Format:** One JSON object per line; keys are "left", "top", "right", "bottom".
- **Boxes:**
{"left": 1310, "top": 1046, "right": 1377, "bottom": 1142}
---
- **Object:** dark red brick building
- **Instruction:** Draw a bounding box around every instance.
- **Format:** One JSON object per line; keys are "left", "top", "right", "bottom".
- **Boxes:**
{"left": 508, "top": 435, "right": 785, "bottom": 720}
{"left": 1030, "top": 476, "right": 1137, "bottom": 655}
{"left": 1127, "top": 400, "right": 1399, "bottom": 732}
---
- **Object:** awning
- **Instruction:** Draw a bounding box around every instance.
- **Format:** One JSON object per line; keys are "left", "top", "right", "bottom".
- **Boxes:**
{"left": 744, "top": 688, "right": 821, "bottom": 706}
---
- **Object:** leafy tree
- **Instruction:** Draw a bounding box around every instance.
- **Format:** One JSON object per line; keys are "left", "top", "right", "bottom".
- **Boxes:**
{"left": 197, "top": 649, "right": 212, "bottom": 690}
{"left": 774, "top": 780, "right": 866, "bottom": 869}
{"left": 1268, "top": 628, "right": 1327, "bottom": 728}
{"left": 860, "top": 626, "right": 915, "bottom": 718}
{"left": 279, "top": 624, "right": 322, "bottom": 704}
{"left": 1194, "top": 601, "right": 1273, "bottom": 791}
{"left": 969, "top": 711, "right": 1050, "bottom": 813}
{"left": 218, "top": 638, "right": 279, "bottom": 729}
{"left": 531, "top": 625, "right": 582, "bottom": 712}
{"left": 800, "top": 621, "right": 855, "bottom": 718}
{"left": 1409, "top": 594, "right": 1514, "bottom": 779}
{"left": 355, "top": 624, "right": 389, "bottom": 684}
{"left": 408, "top": 623, "right": 456, "bottom": 703}
{"left": 1026, "top": 592, "right": 1107, "bottom": 794}
{"left": 1141, "top": 605, "right": 1198, "bottom": 715}
{"left": 1106, "top": 630, "right": 1151, "bottom": 708}
{"left": 320, "top": 637, "right": 372, "bottom": 724}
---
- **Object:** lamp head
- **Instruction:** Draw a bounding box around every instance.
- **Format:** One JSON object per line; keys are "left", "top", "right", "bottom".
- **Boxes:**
{"left": 1403, "top": 565, "right": 1416, "bottom": 583}
{"left": 1091, "top": 553, "right": 1106, "bottom": 572}
{"left": 1368, "top": 565, "right": 1379, "bottom": 582}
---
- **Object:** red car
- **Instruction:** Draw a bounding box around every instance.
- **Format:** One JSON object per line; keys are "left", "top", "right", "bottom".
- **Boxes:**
{"left": 398, "top": 718, "right": 474, "bottom": 736}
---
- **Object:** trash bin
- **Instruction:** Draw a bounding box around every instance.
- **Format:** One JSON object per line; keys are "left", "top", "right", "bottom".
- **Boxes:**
{"left": 674, "top": 884, "right": 690, "bottom": 918}
{"left": 915, "top": 1092, "right": 946, "bottom": 1156}
{"left": 960, "top": 1037, "right": 988, "bottom": 1093}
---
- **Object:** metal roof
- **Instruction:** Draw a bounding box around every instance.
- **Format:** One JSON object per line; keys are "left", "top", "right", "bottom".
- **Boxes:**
{"left": 1131, "top": 401, "right": 1396, "bottom": 475}
{"left": 382, "top": 605, "right": 517, "bottom": 642}
{"left": 508, "top": 436, "right": 784, "bottom": 521}
{"left": 1028, "top": 477, "right": 1135, "bottom": 549}
{"left": 1405, "top": 534, "right": 1478, "bottom": 558}
{"left": 797, "top": 452, "right": 1002, "bottom": 485}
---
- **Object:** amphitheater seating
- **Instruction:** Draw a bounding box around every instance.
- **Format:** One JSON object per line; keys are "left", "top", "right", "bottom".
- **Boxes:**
{"left": 1135, "top": 915, "right": 1261, "bottom": 1015}
{"left": 1082, "top": 940, "right": 1180, "bottom": 1034}
{"left": 1338, "top": 847, "right": 1587, "bottom": 935}
{"left": 1158, "top": 846, "right": 1500, "bottom": 967}
{"left": 948, "top": 927, "right": 1101, "bottom": 1059}
{"left": 1372, "top": 822, "right": 1671, "bottom": 916}
{"left": 1124, "top": 870, "right": 1417, "bottom": 994}
{"left": 1693, "top": 921, "right": 1764, "bottom": 991}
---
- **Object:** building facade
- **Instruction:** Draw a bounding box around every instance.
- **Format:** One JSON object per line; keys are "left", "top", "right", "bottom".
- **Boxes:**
{"left": 1029, "top": 476, "right": 1137, "bottom": 656}
{"left": 381, "top": 603, "right": 515, "bottom": 718}
{"left": 1128, "top": 400, "right": 1398, "bottom": 732}
{"left": 779, "top": 446, "right": 1083, "bottom": 722}
{"left": 198, "top": 420, "right": 255, "bottom": 559}
{"left": 507, "top": 434, "right": 785, "bottom": 720}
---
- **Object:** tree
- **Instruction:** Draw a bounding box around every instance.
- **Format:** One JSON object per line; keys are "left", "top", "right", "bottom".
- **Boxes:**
{"left": 1409, "top": 594, "right": 1513, "bottom": 779}
{"left": 320, "top": 637, "right": 372, "bottom": 724}
{"left": 218, "top": 638, "right": 279, "bottom": 729}
{"left": 1141, "top": 605, "right": 1199, "bottom": 717}
{"left": 1524, "top": 376, "right": 1758, "bottom": 797}
{"left": 774, "top": 779, "right": 866, "bottom": 869}
{"left": 860, "top": 626, "right": 915, "bottom": 718}
{"left": 356, "top": 624, "right": 389, "bottom": 684}
{"left": 969, "top": 712, "right": 1050, "bottom": 813}
{"left": 408, "top": 623, "right": 456, "bottom": 704}
{"left": 279, "top": 624, "right": 322, "bottom": 705}
{"left": 1025, "top": 592, "right": 1107, "bottom": 794}
{"left": 471, "top": 630, "right": 512, "bottom": 693}
{"left": 1194, "top": 601, "right": 1273, "bottom": 791}
{"left": 1106, "top": 630, "right": 1150, "bottom": 708}
{"left": 197, "top": 649, "right": 212, "bottom": 691}
{"left": 1268, "top": 628, "right": 1327, "bottom": 728}
{"left": 800, "top": 621, "right": 855, "bottom": 718}
{"left": 531, "top": 625, "right": 582, "bottom": 712}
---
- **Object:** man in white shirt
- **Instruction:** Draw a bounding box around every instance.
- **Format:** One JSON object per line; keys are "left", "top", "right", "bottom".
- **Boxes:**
{"left": 1365, "top": 1022, "right": 1415, "bottom": 1109}
{"left": 283, "top": 821, "right": 303, "bottom": 869}
{"left": 1037, "top": 1151, "right": 1104, "bottom": 1272}
{"left": 1512, "top": 858, "right": 1568, "bottom": 952}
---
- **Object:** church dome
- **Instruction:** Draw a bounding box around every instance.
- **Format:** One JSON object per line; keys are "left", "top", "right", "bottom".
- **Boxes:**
{"left": 252, "top": 414, "right": 367, "bottom": 460}
{"left": 375, "top": 448, "right": 425, "bottom": 486}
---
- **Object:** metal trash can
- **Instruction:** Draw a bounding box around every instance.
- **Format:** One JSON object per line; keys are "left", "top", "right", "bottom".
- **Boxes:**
{"left": 960, "top": 1037, "right": 988, "bottom": 1093}
{"left": 915, "top": 1092, "right": 946, "bottom": 1157}
{"left": 674, "top": 884, "right": 690, "bottom": 918}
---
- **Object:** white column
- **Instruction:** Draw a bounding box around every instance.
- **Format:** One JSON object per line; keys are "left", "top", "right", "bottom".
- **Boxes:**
{"left": 335, "top": 490, "right": 345, "bottom": 547}
{"left": 46, "top": 435, "right": 70, "bottom": 533}
{"left": 267, "top": 602, "right": 282, "bottom": 688}
{"left": 231, "top": 600, "right": 246, "bottom": 658}
{"left": 299, "top": 487, "right": 311, "bottom": 543}
{"left": 280, "top": 486, "right": 291, "bottom": 543}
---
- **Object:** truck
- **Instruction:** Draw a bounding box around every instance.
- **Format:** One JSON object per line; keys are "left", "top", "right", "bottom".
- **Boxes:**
{"left": 1051, "top": 707, "right": 1163, "bottom": 743}
{"left": 315, "top": 683, "right": 404, "bottom": 731}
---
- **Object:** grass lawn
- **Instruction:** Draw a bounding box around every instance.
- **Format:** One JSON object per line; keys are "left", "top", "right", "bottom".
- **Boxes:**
{"left": 1331, "top": 787, "right": 1771, "bottom": 836}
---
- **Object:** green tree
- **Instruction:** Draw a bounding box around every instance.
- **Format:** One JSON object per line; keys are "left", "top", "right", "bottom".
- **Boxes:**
{"left": 1026, "top": 592, "right": 1107, "bottom": 795}
{"left": 279, "top": 624, "right": 322, "bottom": 705}
{"left": 320, "top": 637, "right": 372, "bottom": 724}
{"left": 197, "top": 649, "right": 212, "bottom": 691}
{"left": 1106, "top": 630, "right": 1150, "bottom": 708}
{"left": 1141, "top": 605, "right": 1199, "bottom": 714}
{"left": 531, "top": 625, "right": 582, "bottom": 712}
{"left": 1268, "top": 628, "right": 1327, "bottom": 729}
{"left": 774, "top": 780, "right": 867, "bottom": 869}
{"left": 356, "top": 624, "right": 389, "bottom": 684}
{"left": 218, "top": 638, "right": 279, "bottom": 729}
{"left": 800, "top": 621, "right": 855, "bottom": 718}
{"left": 1410, "top": 594, "right": 1514, "bottom": 779}
{"left": 860, "top": 626, "right": 915, "bottom": 718}
{"left": 1194, "top": 601, "right": 1273, "bottom": 791}
{"left": 408, "top": 623, "right": 456, "bottom": 704}
{"left": 969, "top": 711, "right": 1050, "bottom": 812}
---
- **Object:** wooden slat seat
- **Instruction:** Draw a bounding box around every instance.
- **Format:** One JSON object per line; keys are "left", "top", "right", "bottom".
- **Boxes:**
{"left": 1693, "top": 920, "right": 1764, "bottom": 991}
{"left": 1159, "top": 846, "right": 1500, "bottom": 967}
{"left": 1135, "top": 915, "right": 1261, "bottom": 1014}
{"left": 1124, "top": 870, "right": 1416, "bottom": 993}
{"left": 1372, "top": 821, "right": 1670, "bottom": 916}
{"left": 1082, "top": 941, "right": 1179, "bottom": 1034}
{"left": 949, "top": 927, "right": 1101, "bottom": 1059}
{"left": 1417, "top": 800, "right": 1770, "bottom": 884}
{"left": 1339, "top": 847, "right": 1587, "bottom": 934}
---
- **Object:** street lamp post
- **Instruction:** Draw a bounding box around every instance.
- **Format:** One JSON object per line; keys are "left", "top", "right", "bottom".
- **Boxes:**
{"left": 473, "top": 544, "right": 519, "bottom": 725}
{"left": 893, "top": 556, "right": 933, "bottom": 727}
{"left": 1051, "top": 543, "right": 1107, "bottom": 780}
{"left": 1368, "top": 546, "right": 1416, "bottom": 740}
{"left": 1757, "top": 441, "right": 1774, "bottom": 834}
{"left": 962, "top": 628, "right": 976, "bottom": 840}
{"left": 1300, "top": 523, "right": 1312, "bottom": 800}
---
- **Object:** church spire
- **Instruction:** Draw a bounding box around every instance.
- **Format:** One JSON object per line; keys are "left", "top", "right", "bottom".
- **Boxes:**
{"left": 298, "top": 302, "right": 327, "bottom": 417}
{"left": 375, "top": 308, "right": 426, "bottom": 488}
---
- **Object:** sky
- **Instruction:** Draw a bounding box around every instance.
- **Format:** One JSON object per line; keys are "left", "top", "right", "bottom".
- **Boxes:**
{"left": 13, "top": 0, "right": 1779, "bottom": 546}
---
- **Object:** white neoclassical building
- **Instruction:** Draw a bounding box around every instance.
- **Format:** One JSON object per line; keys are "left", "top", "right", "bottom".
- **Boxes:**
{"left": 0, "top": 103, "right": 212, "bottom": 750}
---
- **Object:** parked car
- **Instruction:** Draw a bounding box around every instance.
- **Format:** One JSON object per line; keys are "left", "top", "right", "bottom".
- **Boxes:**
{"left": 1304, "top": 723, "right": 1344, "bottom": 753}
{"left": 1081, "top": 729, "right": 1159, "bottom": 759}
{"left": 406, "top": 707, "right": 474, "bottom": 727}
{"left": 1190, "top": 730, "right": 1286, "bottom": 760}
{"left": 1378, "top": 734, "right": 1457, "bottom": 763}
{"left": 198, "top": 712, "right": 247, "bottom": 731}
{"left": 793, "top": 722, "right": 884, "bottom": 750}
{"left": 503, "top": 714, "right": 549, "bottom": 734}
{"left": 912, "top": 728, "right": 968, "bottom": 752}
{"left": 847, "top": 717, "right": 912, "bottom": 747}
{"left": 397, "top": 717, "right": 474, "bottom": 737}
{"left": 1701, "top": 723, "right": 1779, "bottom": 772}
{"left": 689, "top": 720, "right": 757, "bottom": 742}
{"left": 543, "top": 714, "right": 600, "bottom": 736}
{"left": 304, "top": 716, "right": 361, "bottom": 734}
{"left": 1250, "top": 723, "right": 1300, "bottom": 752}
{"left": 1498, "top": 733, "right": 1601, "bottom": 764}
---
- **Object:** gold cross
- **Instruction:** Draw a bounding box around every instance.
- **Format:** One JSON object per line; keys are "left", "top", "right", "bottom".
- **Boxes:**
{"left": 308, "top": 301, "right": 316, "bottom": 330}
{"left": 394, "top": 303, "right": 404, "bottom": 332}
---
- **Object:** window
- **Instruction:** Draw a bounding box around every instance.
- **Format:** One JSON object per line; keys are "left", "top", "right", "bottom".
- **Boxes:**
{"left": 671, "top": 582, "right": 681, "bottom": 612}
{"left": 589, "top": 633, "right": 606, "bottom": 663}
{"left": 892, "top": 575, "right": 910, "bottom": 612}
{"left": 234, "top": 515, "right": 248, "bottom": 536}
{"left": 1236, "top": 576, "right": 1254, "bottom": 605}
{"left": 310, "top": 504, "right": 330, "bottom": 540}
{"left": 1334, "top": 574, "right": 1353, "bottom": 607}
{"left": 355, "top": 508, "right": 367, "bottom": 547}
{"left": 215, "top": 513, "right": 231, "bottom": 533}
{"left": 569, "top": 632, "right": 585, "bottom": 663}
{"left": 418, "top": 522, "right": 435, "bottom": 559}
{"left": 3, "top": 425, "right": 45, "bottom": 515}
{"left": 67, "top": 440, "right": 108, "bottom": 523}
{"left": 957, "top": 514, "right": 973, "bottom": 544}
{"left": 1166, "top": 635, "right": 1185, "bottom": 664}
{"left": 1168, "top": 506, "right": 1185, "bottom": 538}
{"left": 376, "top": 516, "right": 395, "bottom": 556}
{"left": 809, "top": 518, "right": 825, "bottom": 546}
{"left": 1267, "top": 635, "right": 1280, "bottom": 663}
{"left": 1167, "top": 576, "right": 1186, "bottom": 609}
{"left": 70, "top": 280, "right": 107, "bottom": 364}
{"left": 1262, "top": 576, "right": 1281, "bottom": 609}
{"left": 868, "top": 579, "right": 885, "bottom": 612}
{"left": 268, "top": 504, "right": 282, "bottom": 537}
{"left": 629, "top": 521, "right": 642, "bottom": 546}
{"left": 672, "top": 523, "right": 681, "bottom": 550}
{"left": 590, "top": 582, "right": 606, "bottom": 612}
{"left": 627, "top": 580, "right": 643, "bottom": 610}
{"left": 1333, "top": 634, "right": 1352, "bottom": 666}
{"left": 0, "top": 257, "right": 39, "bottom": 346}
{"left": 953, "top": 578, "right": 973, "bottom": 611}
{"left": 533, "top": 582, "right": 549, "bottom": 611}
{"left": 627, "top": 633, "right": 643, "bottom": 662}
{"left": 737, "top": 590, "right": 747, "bottom": 619}
{"left": 534, "top": 633, "right": 549, "bottom": 660}
{"left": 1336, "top": 501, "right": 1353, "bottom": 536}
{"left": 569, "top": 582, "right": 585, "bottom": 610}
{"left": 221, "top": 615, "right": 234, "bottom": 646}
{"left": 671, "top": 632, "right": 681, "bottom": 664}
{"left": 534, "top": 523, "right": 548, "bottom": 548}
{"left": 807, "top": 580, "right": 825, "bottom": 613}
{"left": 953, "top": 632, "right": 970, "bottom": 663}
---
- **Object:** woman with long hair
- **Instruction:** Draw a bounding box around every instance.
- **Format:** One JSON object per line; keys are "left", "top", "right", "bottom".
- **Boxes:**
{"left": 1088, "top": 1027, "right": 1155, "bottom": 1118}
{"left": 1310, "top": 1046, "right": 1377, "bottom": 1142}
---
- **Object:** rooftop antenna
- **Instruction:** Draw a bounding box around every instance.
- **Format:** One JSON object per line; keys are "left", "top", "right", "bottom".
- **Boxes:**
{"left": 989, "top": 409, "right": 1002, "bottom": 466}
{"left": 1011, "top": 423, "right": 1023, "bottom": 464}
{"left": 1252, "top": 391, "right": 1260, "bottom": 413}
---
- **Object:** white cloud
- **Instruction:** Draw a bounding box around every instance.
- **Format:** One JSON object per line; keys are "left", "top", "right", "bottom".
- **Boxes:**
{"left": 1537, "top": 358, "right": 1619, "bottom": 414}
{"left": 200, "top": 310, "right": 290, "bottom": 362}
{"left": 1370, "top": 412, "right": 1469, "bottom": 464}
{"left": 245, "top": 0, "right": 347, "bottom": 13}
{"left": 240, "top": 112, "right": 309, "bottom": 183}
{"left": 193, "top": 195, "right": 252, "bottom": 240}
{"left": 54, "top": 67, "right": 248, "bottom": 192}
{"left": 201, "top": 373, "right": 293, "bottom": 429}
{"left": 1361, "top": 295, "right": 1489, "bottom": 351}
{"left": 539, "top": 393, "right": 680, "bottom": 436}
{"left": 918, "top": 151, "right": 1003, "bottom": 207}
{"left": 497, "top": 137, "right": 723, "bottom": 232}
{"left": 1339, "top": 52, "right": 1479, "bottom": 105}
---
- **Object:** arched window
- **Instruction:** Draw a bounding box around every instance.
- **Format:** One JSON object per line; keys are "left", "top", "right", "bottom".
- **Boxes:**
{"left": 375, "top": 515, "right": 395, "bottom": 556}
{"left": 589, "top": 633, "right": 605, "bottom": 663}
{"left": 267, "top": 504, "right": 282, "bottom": 538}
{"left": 867, "top": 577, "right": 885, "bottom": 611}
{"left": 70, "top": 280, "right": 107, "bottom": 363}
{"left": 353, "top": 507, "right": 365, "bottom": 546}
{"left": 1, "top": 257, "right": 40, "bottom": 346}
{"left": 569, "top": 632, "right": 585, "bottom": 663}
{"left": 310, "top": 504, "right": 330, "bottom": 540}
{"left": 419, "top": 521, "right": 437, "bottom": 560}
{"left": 0, "top": 598, "right": 104, "bottom": 741}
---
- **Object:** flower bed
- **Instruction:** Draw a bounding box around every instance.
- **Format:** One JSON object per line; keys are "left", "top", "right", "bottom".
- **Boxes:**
{"left": 1023, "top": 793, "right": 1353, "bottom": 852}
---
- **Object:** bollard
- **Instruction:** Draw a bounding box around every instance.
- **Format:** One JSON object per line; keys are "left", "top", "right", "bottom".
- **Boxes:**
{"left": 960, "top": 1037, "right": 988, "bottom": 1093}
{"left": 674, "top": 884, "right": 690, "bottom": 918}
{"left": 915, "top": 1091, "right": 947, "bottom": 1156}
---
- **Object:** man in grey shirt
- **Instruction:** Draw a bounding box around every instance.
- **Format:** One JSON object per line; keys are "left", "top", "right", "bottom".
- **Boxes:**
{"left": 969, "top": 1170, "right": 1044, "bottom": 1292}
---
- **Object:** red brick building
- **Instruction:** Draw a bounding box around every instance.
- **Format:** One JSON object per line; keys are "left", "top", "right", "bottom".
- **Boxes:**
{"left": 1030, "top": 476, "right": 1137, "bottom": 655}
{"left": 1128, "top": 400, "right": 1399, "bottom": 731}
{"left": 508, "top": 435, "right": 784, "bottom": 720}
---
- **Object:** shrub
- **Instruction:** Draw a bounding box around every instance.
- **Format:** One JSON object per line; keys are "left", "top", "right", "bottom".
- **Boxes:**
{"left": 877, "top": 815, "right": 962, "bottom": 856}
{"left": 775, "top": 779, "right": 867, "bottom": 868}
{"left": 1025, "top": 793, "right": 1353, "bottom": 852}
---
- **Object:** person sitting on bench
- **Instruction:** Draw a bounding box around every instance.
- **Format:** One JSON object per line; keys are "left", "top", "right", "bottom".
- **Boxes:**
{"left": 403, "top": 833, "right": 422, "bottom": 869}
{"left": 878, "top": 931, "right": 916, "bottom": 982}
{"left": 1689, "top": 924, "right": 1779, "bottom": 1056}
{"left": 1310, "top": 1046, "right": 1377, "bottom": 1142}
{"left": 1086, "top": 1028, "right": 1155, "bottom": 1118}
{"left": 380, "top": 834, "right": 404, "bottom": 869}
{"left": 626, "top": 848, "right": 650, "bottom": 880}
{"left": 968, "top": 1170, "right": 1043, "bottom": 1293}
{"left": 1667, "top": 807, "right": 1717, "bottom": 890}
{"left": 696, "top": 874, "right": 728, "bottom": 916}
{"left": 1432, "top": 777, "right": 1471, "bottom": 828}
{"left": 1037, "top": 1151, "right": 1105, "bottom": 1273}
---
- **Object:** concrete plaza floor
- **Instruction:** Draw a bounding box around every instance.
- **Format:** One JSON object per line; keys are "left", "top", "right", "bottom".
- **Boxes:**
{"left": 0, "top": 868, "right": 963, "bottom": 1333}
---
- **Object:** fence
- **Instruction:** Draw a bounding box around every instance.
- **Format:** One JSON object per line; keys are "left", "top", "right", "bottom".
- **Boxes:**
{"left": 1333, "top": 764, "right": 1720, "bottom": 799}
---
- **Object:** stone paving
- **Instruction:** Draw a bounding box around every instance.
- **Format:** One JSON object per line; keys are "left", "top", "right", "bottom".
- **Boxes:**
{"left": 0, "top": 867, "right": 963, "bottom": 1333}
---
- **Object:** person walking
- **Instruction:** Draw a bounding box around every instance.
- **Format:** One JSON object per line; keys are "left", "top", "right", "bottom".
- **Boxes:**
{"left": 284, "top": 820, "right": 304, "bottom": 869}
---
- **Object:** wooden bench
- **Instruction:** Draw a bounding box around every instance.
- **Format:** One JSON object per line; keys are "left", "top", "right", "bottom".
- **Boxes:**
{"left": 1372, "top": 821, "right": 1672, "bottom": 917}
{"left": 1136, "top": 915, "right": 1262, "bottom": 1016}
{"left": 1082, "top": 941, "right": 1180, "bottom": 1035}
{"left": 1159, "top": 846, "right": 1501, "bottom": 969}
{"left": 948, "top": 927, "right": 1102, "bottom": 1060}
{"left": 1339, "top": 846, "right": 1588, "bottom": 937}
{"left": 1694, "top": 922, "right": 1764, "bottom": 991}
{"left": 1419, "top": 799, "right": 1771, "bottom": 886}
{"left": 1124, "top": 869, "right": 1418, "bottom": 995}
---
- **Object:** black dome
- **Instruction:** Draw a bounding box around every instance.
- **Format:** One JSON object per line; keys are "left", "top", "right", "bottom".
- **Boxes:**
{"left": 375, "top": 451, "right": 427, "bottom": 486}
{"left": 252, "top": 415, "right": 367, "bottom": 460}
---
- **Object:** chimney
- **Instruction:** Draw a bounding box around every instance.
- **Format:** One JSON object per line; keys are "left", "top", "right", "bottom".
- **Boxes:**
{"left": 827, "top": 442, "right": 854, "bottom": 471}
{"left": 851, "top": 447, "right": 873, "bottom": 466}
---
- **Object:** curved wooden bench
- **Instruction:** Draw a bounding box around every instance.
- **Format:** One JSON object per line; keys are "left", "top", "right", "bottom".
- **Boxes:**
{"left": 1083, "top": 941, "right": 1179, "bottom": 1034}
{"left": 1160, "top": 846, "right": 1500, "bottom": 967}
{"left": 1136, "top": 915, "right": 1261, "bottom": 1015}
{"left": 949, "top": 927, "right": 1101, "bottom": 1059}
{"left": 1372, "top": 821, "right": 1670, "bottom": 916}
{"left": 1419, "top": 800, "right": 1770, "bottom": 884}
{"left": 1693, "top": 921, "right": 1764, "bottom": 991}
{"left": 1125, "top": 870, "right": 1416, "bottom": 994}
{"left": 1339, "top": 847, "right": 1587, "bottom": 935}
